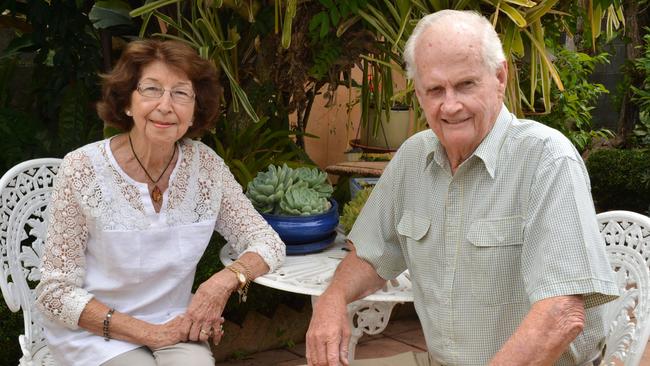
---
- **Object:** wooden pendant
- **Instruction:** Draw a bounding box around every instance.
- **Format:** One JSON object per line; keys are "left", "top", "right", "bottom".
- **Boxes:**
{"left": 151, "top": 185, "right": 163, "bottom": 204}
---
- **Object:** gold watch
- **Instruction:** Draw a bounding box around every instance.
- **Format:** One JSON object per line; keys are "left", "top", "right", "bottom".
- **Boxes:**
{"left": 226, "top": 265, "right": 249, "bottom": 303}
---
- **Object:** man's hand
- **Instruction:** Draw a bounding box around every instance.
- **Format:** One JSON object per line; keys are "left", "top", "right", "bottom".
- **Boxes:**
{"left": 306, "top": 293, "right": 351, "bottom": 366}
{"left": 305, "top": 243, "right": 387, "bottom": 365}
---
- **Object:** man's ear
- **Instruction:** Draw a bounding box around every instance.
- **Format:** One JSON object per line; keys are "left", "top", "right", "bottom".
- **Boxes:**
{"left": 414, "top": 79, "right": 424, "bottom": 106}
{"left": 496, "top": 60, "right": 508, "bottom": 94}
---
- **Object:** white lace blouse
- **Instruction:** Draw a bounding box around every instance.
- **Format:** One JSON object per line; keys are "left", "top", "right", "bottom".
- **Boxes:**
{"left": 35, "top": 137, "right": 284, "bottom": 366}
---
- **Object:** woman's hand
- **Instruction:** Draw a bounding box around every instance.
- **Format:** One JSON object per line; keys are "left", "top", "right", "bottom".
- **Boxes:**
{"left": 186, "top": 270, "right": 237, "bottom": 344}
{"left": 145, "top": 314, "right": 192, "bottom": 350}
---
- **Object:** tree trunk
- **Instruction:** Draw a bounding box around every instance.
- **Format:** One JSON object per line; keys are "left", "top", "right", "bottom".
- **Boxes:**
{"left": 617, "top": 0, "right": 645, "bottom": 146}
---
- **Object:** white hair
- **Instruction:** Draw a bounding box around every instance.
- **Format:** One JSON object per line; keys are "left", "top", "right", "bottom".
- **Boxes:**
{"left": 403, "top": 10, "right": 506, "bottom": 80}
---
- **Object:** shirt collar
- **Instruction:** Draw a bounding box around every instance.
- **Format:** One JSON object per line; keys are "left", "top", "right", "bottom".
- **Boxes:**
{"left": 424, "top": 104, "right": 512, "bottom": 178}
{"left": 423, "top": 132, "right": 440, "bottom": 169}
{"left": 472, "top": 104, "right": 512, "bottom": 178}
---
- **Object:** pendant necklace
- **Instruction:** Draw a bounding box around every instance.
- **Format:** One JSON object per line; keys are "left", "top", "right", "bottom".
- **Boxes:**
{"left": 128, "top": 134, "right": 177, "bottom": 205}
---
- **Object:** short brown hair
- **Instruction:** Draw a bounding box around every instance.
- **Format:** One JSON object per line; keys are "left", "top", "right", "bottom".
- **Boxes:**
{"left": 97, "top": 39, "right": 222, "bottom": 137}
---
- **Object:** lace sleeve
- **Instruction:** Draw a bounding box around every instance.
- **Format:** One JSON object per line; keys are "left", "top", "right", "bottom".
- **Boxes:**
{"left": 35, "top": 152, "right": 94, "bottom": 329}
{"left": 214, "top": 160, "right": 285, "bottom": 272}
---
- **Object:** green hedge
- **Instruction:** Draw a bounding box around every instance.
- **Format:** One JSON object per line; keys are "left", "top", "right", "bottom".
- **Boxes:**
{"left": 586, "top": 148, "right": 650, "bottom": 215}
{"left": 0, "top": 301, "right": 23, "bottom": 363}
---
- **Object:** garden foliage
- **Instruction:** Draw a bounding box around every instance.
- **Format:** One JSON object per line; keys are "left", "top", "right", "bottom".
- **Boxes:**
{"left": 340, "top": 186, "right": 373, "bottom": 234}
{"left": 534, "top": 49, "right": 613, "bottom": 152}
{"left": 586, "top": 148, "right": 650, "bottom": 215}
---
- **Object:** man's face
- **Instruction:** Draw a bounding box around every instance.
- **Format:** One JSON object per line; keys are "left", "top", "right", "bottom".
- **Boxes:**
{"left": 413, "top": 26, "right": 507, "bottom": 156}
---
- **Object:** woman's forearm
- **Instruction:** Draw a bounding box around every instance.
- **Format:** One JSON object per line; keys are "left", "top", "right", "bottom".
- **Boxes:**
{"left": 77, "top": 299, "right": 152, "bottom": 345}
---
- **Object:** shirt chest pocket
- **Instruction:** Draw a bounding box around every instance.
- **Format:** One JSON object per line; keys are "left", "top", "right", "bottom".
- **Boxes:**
{"left": 397, "top": 210, "right": 432, "bottom": 263}
{"left": 467, "top": 216, "right": 527, "bottom": 305}
{"left": 397, "top": 210, "right": 431, "bottom": 241}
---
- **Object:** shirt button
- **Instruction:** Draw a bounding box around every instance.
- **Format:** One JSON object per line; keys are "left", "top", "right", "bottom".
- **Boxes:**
{"left": 442, "top": 297, "right": 450, "bottom": 305}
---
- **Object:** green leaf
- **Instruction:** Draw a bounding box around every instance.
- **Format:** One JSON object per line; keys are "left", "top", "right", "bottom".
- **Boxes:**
{"left": 320, "top": 0, "right": 335, "bottom": 9}
{"left": 503, "top": 0, "right": 537, "bottom": 7}
{"left": 525, "top": 25, "right": 563, "bottom": 91}
{"left": 336, "top": 15, "right": 361, "bottom": 37}
{"left": 452, "top": 0, "right": 473, "bottom": 10}
{"left": 426, "top": 0, "right": 444, "bottom": 11}
{"left": 499, "top": 2, "right": 528, "bottom": 28}
{"left": 524, "top": 0, "right": 559, "bottom": 24}
{"left": 320, "top": 14, "right": 330, "bottom": 39}
{"left": 281, "top": 13, "right": 293, "bottom": 47}
{"left": 130, "top": 0, "right": 180, "bottom": 17}
{"left": 281, "top": 0, "right": 297, "bottom": 48}
{"left": 330, "top": 5, "right": 341, "bottom": 26}
{"left": 309, "top": 12, "right": 325, "bottom": 32}
{"left": 529, "top": 46, "right": 538, "bottom": 106}
{"left": 590, "top": 3, "right": 603, "bottom": 51}
{"left": 392, "top": 5, "right": 412, "bottom": 52}
{"left": 218, "top": 59, "right": 260, "bottom": 122}
{"left": 89, "top": 0, "right": 133, "bottom": 29}
{"left": 0, "top": 36, "right": 35, "bottom": 60}
{"left": 505, "top": 58, "right": 523, "bottom": 115}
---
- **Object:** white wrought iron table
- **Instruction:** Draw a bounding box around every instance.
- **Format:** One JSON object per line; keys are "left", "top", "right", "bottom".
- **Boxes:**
{"left": 219, "top": 233, "right": 414, "bottom": 360}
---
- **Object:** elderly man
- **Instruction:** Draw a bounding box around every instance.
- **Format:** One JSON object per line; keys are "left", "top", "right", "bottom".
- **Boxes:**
{"left": 305, "top": 9, "right": 618, "bottom": 366}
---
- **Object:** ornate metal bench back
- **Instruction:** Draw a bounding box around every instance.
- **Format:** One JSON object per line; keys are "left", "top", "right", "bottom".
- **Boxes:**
{"left": 598, "top": 210, "right": 650, "bottom": 366}
{"left": 0, "top": 158, "right": 61, "bottom": 364}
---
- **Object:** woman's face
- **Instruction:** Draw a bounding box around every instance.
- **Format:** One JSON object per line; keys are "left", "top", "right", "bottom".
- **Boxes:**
{"left": 128, "top": 61, "right": 195, "bottom": 145}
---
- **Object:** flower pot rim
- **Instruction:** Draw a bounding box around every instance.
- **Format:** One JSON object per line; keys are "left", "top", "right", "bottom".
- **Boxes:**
{"left": 349, "top": 139, "right": 397, "bottom": 153}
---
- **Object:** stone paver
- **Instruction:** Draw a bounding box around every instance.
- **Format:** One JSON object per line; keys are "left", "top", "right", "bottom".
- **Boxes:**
{"left": 386, "top": 328, "right": 428, "bottom": 350}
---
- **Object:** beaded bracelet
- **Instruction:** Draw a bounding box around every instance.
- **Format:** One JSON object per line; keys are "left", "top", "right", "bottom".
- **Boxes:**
{"left": 103, "top": 308, "right": 115, "bottom": 341}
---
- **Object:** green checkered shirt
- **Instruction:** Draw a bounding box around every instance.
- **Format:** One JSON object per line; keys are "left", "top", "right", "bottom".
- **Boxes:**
{"left": 348, "top": 105, "right": 619, "bottom": 366}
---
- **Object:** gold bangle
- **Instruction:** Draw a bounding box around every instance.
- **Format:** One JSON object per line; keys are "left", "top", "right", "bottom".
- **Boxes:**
{"left": 226, "top": 265, "right": 250, "bottom": 303}
{"left": 232, "top": 260, "right": 252, "bottom": 283}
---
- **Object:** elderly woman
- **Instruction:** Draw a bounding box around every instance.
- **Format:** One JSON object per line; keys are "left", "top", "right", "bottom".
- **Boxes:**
{"left": 35, "top": 39, "right": 285, "bottom": 366}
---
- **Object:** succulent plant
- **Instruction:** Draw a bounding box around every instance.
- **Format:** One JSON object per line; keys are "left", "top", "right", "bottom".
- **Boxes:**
{"left": 279, "top": 182, "right": 330, "bottom": 216}
{"left": 246, "top": 164, "right": 334, "bottom": 215}
{"left": 246, "top": 164, "right": 294, "bottom": 214}
{"left": 340, "top": 186, "right": 373, "bottom": 234}
{"left": 292, "top": 167, "right": 334, "bottom": 199}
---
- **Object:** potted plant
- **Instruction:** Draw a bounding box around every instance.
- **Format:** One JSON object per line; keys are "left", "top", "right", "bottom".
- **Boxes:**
{"left": 339, "top": 186, "right": 374, "bottom": 235}
{"left": 246, "top": 164, "right": 338, "bottom": 255}
{"left": 359, "top": 101, "right": 411, "bottom": 151}
{"left": 352, "top": 70, "right": 414, "bottom": 152}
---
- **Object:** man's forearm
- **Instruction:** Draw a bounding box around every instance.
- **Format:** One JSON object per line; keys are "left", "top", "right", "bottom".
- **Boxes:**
{"left": 490, "top": 295, "right": 586, "bottom": 366}
{"left": 324, "top": 245, "right": 386, "bottom": 304}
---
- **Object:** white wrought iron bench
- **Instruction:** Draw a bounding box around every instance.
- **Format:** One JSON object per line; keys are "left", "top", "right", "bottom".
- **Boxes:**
{"left": 1, "top": 158, "right": 61, "bottom": 366}
{"left": 1, "top": 158, "right": 650, "bottom": 365}
{"left": 597, "top": 210, "right": 650, "bottom": 365}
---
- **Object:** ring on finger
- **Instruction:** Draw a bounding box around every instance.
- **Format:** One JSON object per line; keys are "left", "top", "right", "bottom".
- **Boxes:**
{"left": 200, "top": 329, "right": 212, "bottom": 336}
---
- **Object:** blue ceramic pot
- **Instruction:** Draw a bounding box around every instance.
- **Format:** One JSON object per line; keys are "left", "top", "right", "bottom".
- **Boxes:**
{"left": 261, "top": 199, "right": 339, "bottom": 245}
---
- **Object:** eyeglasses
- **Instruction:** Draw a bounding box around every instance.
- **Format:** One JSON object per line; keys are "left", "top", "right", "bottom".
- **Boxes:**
{"left": 136, "top": 82, "right": 195, "bottom": 104}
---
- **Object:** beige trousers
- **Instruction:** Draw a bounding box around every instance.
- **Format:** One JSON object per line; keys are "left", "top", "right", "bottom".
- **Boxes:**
{"left": 101, "top": 341, "right": 214, "bottom": 366}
